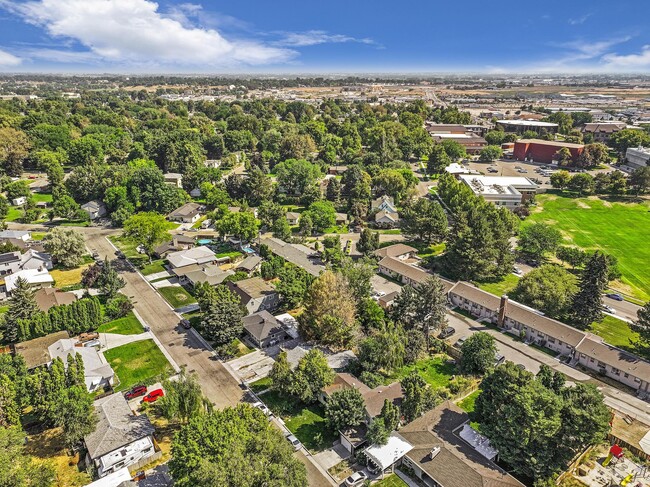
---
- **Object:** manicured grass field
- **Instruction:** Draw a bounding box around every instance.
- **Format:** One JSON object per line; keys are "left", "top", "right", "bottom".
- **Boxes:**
{"left": 249, "top": 376, "right": 272, "bottom": 393}
{"left": 32, "top": 193, "right": 53, "bottom": 204}
{"left": 261, "top": 390, "right": 337, "bottom": 452}
{"left": 477, "top": 273, "right": 520, "bottom": 296}
{"left": 104, "top": 339, "right": 172, "bottom": 392}
{"left": 590, "top": 315, "right": 640, "bottom": 354}
{"left": 527, "top": 194, "right": 650, "bottom": 301}
{"left": 140, "top": 259, "right": 166, "bottom": 276}
{"left": 157, "top": 285, "right": 196, "bottom": 308}
{"left": 30, "top": 232, "right": 46, "bottom": 240}
{"left": 5, "top": 207, "right": 21, "bottom": 222}
{"left": 97, "top": 312, "right": 144, "bottom": 335}
{"left": 384, "top": 355, "right": 456, "bottom": 388}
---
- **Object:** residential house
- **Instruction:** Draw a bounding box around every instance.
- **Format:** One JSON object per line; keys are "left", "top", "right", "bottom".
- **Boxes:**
{"left": 397, "top": 401, "right": 525, "bottom": 487}
{"left": 167, "top": 202, "right": 202, "bottom": 224}
{"left": 175, "top": 264, "right": 233, "bottom": 287}
{"left": 226, "top": 277, "right": 279, "bottom": 314}
{"left": 236, "top": 255, "right": 263, "bottom": 274}
{"left": 371, "top": 195, "right": 397, "bottom": 213}
{"left": 320, "top": 373, "right": 403, "bottom": 425}
{"left": 12, "top": 196, "right": 26, "bottom": 206}
{"left": 163, "top": 173, "right": 183, "bottom": 188}
{"left": 20, "top": 249, "right": 53, "bottom": 271}
{"left": 283, "top": 345, "right": 355, "bottom": 372}
{"left": 14, "top": 331, "right": 70, "bottom": 370}
{"left": 85, "top": 394, "right": 156, "bottom": 478}
{"left": 48, "top": 338, "right": 115, "bottom": 392}
{"left": 335, "top": 213, "right": 349, "bottom": 226}
{"left": 204, "top": 159, "right": 221, "bottom": 169}
{"left": 285, "top": 212, "right": 301, "bottom": 225}
{"left": 167, "top": 246, "right": 216, "bottom": 270}
{"left": 448, "top": 282, "right": 501, "bottom": 322}
{"left": 0, "top": 230, "right": 30, "bottom": 241}
{"left": 5, "top": 267, "right": 53, "bottom": 293}
{"left": 81, "top": 201, "right": 108, "bottom": 220}
{"left": 374, "top": 209, "right": 399, "bottom": 228}
{"left": 0, "top": 251, "right": 22, "bottom": 275}
{"left": 242, "top": 311, "right": 287, "bottom": 349}
{"left": 377, "top": 256, "right": 430, "bottom": 287}
{"left": 328, "top": 165, "right": 348, "bottom": 175}
{"left": 34, "top": 288, "right": 77, "bottom": 312}
{"left": 374, "top": 244, "right": 418, "bottom": 261}
{"left": 153, "top": 234, "right": 196, "bottom": 258}
{"left": 259, "top": 237, "right": 324, "bottom": 277}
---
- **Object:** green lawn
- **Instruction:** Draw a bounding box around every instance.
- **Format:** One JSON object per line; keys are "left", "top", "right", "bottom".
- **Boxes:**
{"left": 32, "top": 193, "right": 53, "bottom": 204}
{"left": 104, "top": 339, "right": 172, "bottom": 392}
{"left": 0, "top": 305, "right": 8, "bottom": 315}
{"left": 589, "top": 315, "right": 640, "bottom": 354}
{"left": 384, "top": 355, "right": 456, "bottom": 389}
{"left": 458, "top": 389, "right": 481, "bottom": 414}
{"left": 97, "top": 313, "right": 144, "bottom": 335}
{"left": 249, "top": 376, "right": 273, "bottom": 393}
{"left": 477, "top": 273, "right": 520, "bottom": 297}
{"left": 157, "top": 286, "right": 196, "bottom": 308}
{"left": 5, "top": 207, "right": 21, "bottom": 222}
{"left": 527, "top": 194, "right": 650, "bottom": 301}
{"left": 30, "top": 232, "right": 46, "bottom": 241}
{"left": 140, "top": 259, "right": 166, "bottom": 276}
{"left": 261, "top": 390, "right": 337, "bottom": 452}
{"left": 374, "top": 474, "right": 408, "bottom": 486}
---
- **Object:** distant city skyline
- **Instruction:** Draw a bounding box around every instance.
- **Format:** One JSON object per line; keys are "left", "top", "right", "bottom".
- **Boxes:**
{"left": 0, "top": 0, "right": 649, "bottom": 74}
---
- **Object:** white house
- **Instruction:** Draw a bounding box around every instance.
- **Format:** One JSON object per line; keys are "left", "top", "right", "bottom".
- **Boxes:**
{"left": 0, "top": 249, "right": 53, "bottom": 276}
{"left": 84, "top": 394, "right": 156, "bottom": 478}
{"left": 163, "top": 173, "right": 183, "bottom": 188}
{"left": 167, "top": 202, "right": 202, "bottom": 224}
{"left": 167, "top": 246, "right": 217, "bottom": 269}
{"left": 12, "top": 196, "right": 27, "bottom": 206}
{"left": 81, "top": 201, "right": 108, "bottom": 220}
{"left": 48, "top": 338, "right": 115, "bottom": 392}
{"left": 5, "top": 267, "right": 54, "bottom": 293}
{"left": 0, "top": 230, "right": 30, "bottom": 241}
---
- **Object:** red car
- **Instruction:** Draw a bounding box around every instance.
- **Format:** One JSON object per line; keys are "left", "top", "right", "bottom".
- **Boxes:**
{"left": 142, "top": 389, "right": 164, "bottom": 403}
{"left": 124, "top": 385, "right": 147, "bottom": 400}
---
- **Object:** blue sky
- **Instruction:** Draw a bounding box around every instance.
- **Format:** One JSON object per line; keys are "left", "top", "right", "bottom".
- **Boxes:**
{"left": 0, "top": 0, "right": 649, "bottom": 73}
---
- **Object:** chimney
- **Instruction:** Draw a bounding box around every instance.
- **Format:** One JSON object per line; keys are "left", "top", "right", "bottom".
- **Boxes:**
{"left": 498, "top": 295, "right": 508, "bottom": 327}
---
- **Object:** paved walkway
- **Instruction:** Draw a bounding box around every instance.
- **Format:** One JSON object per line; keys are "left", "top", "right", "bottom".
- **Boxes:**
{"left": 100, "top": 331, "right": 152, "bottom": 350}
{"left": 152, "top": 277, "right": 179, "bottom": 289}
{"left": 145, "top": 270, "right": 172, "bottom": 281}
{"left": 176, "top": 303, "right": 199, "bottom": 314}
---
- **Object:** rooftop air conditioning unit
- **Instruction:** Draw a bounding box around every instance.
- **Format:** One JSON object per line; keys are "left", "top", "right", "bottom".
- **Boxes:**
{"left": 429, "top": 446, "right": 441, "bottom": 460}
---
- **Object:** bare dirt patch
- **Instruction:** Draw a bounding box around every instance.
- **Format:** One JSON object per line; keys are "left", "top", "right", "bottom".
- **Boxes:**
{"left": 576, "top": 201, "right": 591, "bottom": 209}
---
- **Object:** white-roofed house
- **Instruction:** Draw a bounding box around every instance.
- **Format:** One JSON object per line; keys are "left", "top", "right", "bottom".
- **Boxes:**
{"left": 167, "top": 246, "right": 217, "bottom": 270}
{"left": 48, "top": 338, "right": 115, "bottom": 392}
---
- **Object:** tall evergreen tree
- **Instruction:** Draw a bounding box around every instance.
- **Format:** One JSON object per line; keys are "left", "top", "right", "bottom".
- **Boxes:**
{"left": 632, "top": 302, "right": 650, "bottom": 348}
{"left": 200, "top": 285, "right": 244, "bottom": 345}
{"left": 571, "top": 252, "right": 609, "bottom": 329}
{"left": 356, "top": 228, "right": 379, "bottom": 256}
{"left": 3, "top": 277, "right": 39, "bottom": 343}
{"left": 96, "top": 259, "right": 126, "bottom": 298}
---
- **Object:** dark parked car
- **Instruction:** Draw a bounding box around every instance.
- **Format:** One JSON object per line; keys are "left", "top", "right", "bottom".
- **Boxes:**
{"left": 125, "top": 385, "right": 147, "bottom": 400}
{"left": 179, "top": 319, "right": 191, "bottom": 329}
{"left": 438, "top": 326, "right": 456, "bottom": 339}
{"left": 606, "top": 293, "right": 623, "bottom": 301}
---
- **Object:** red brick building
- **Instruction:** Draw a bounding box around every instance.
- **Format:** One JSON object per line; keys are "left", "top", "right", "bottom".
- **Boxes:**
{"left": 513, "top": 139, "right": 584, "bottom": 164}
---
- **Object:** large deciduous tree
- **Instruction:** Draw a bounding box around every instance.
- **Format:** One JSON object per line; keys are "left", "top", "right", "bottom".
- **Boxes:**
{"left": 460, "top": 332, "right": 497, "bottom": 375}
{"left": 512, "top": 265, "right": 577, "bottom": 319}
{"left": 0, "top": 426, "right": 55, "bottom": 487}
{"left": 170, "top": 405, "right": 307, "bottom": 487}
{"left": 290, "top": 349, "right": 335, "bottom": 403}
{"left": 518, "top": 223, "right": 562, "bottom": 261}
{"left": 325, "top": 388, "right": 366, "bottom": 431}
{"left": 299, "top": 271, "right": 357, "bottom": 347}
{"left": 158, "top": 368, "right": 206, "bottom": 423}
{"left": 123, "top": 212, "right": 170, "bottom": 262}
{"left": 42, "top": 227, "right": 86, "bottom": 268}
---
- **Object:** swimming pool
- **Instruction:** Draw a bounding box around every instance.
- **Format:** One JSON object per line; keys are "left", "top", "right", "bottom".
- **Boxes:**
{"left": 197, "top": 239, "right": 213, "bottom": 245}
{"left": 241, "top": 246, "right": 255, "bottom": 254}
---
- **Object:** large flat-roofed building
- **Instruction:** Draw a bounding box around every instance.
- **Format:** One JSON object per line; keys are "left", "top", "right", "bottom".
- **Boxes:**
{"left": 513, "top": 138, "right": 584, "bottom": 164}
{"left": 624, "top": 147, "right": 650, "bottom": 172}
{"left": 458, "top": 174, "right": 538, "bottom": 208}
{"left": 430, "top": 133, "right": 487, "bottom": 154}
{"left": 497, "top": 119, "right": 559, "bottom": 134}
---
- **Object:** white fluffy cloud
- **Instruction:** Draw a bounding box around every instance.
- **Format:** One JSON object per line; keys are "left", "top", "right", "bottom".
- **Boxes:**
{"left": 5, "top": 0, "right": 295, "bottom": 67}
{"left": 603, "top": 45, "right": 650, "bottom": 69}
{"left": 0, "top": 48, "right": 21, "bottom": 66}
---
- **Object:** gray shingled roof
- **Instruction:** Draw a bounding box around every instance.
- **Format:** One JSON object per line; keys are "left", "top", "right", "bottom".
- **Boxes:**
{"left": 85, "top": 394, "right": 154, "bottom": 460}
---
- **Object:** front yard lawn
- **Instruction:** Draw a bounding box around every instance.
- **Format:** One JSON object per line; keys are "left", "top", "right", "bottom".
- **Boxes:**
{"left": 104, "top": 339, "right": 172, "bottom": 392}
{"left": 97, "top": 312, "right": 144, "bottom": 335}
{"left": 374, "top": 474, "right": 408, "bottom": 486}
{"left": 262, "top": 390, "right": 337, "bottom": 452}
{"left": 157, "top": 286, "right": 196, "bottom": 308}
{"left": 384, "top": 355, "right": 457, "bottom": 389}
{"left": 50, "top": 263, "right": 91, "bottom": 287}
{"left": 458, "top": 389, "right": 481, "bottom": 414}
{"left": 140, "top": 259, "right": 166, "bottom": 276}
{"left": 249, "top": 376, "right": 272, "bottom": 393}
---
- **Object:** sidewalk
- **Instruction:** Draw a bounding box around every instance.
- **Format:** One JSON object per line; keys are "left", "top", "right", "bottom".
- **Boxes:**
{"left": 100, "top": 331, "right": 151, "bottom": 350}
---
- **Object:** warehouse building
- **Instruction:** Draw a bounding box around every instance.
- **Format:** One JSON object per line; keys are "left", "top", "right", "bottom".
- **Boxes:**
{"left": 514, "top": 139, "right": 584, "bottom": 164}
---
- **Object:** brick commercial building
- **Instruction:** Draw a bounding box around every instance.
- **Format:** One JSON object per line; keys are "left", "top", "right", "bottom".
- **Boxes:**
{"left": 514, "top": 139, "right": 584, "bottom": 164}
